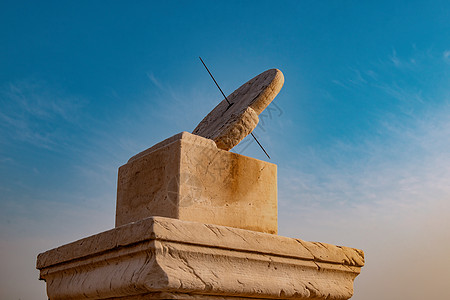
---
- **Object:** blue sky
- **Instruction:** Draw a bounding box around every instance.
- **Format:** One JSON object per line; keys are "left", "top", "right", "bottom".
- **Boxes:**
{"left": 1, "top": 1, "right": 450, "bottom": 299}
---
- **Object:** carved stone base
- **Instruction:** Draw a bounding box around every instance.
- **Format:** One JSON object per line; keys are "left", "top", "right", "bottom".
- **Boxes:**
{"left": 116, "top": 132, "right": 277, "bottom": 234}
{"left": 37, "top": 217, "right": 363, "bottom": 300}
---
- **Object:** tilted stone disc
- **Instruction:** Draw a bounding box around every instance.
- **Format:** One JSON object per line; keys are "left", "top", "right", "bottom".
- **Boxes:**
{"left": 193, "top": 68, "right": 284, "bottom": 151}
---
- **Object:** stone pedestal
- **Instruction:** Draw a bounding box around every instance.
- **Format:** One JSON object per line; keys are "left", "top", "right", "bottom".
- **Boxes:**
{"left": 37, "top": 217, "right": 363, "bottom": 300}
{"left": 116, "top": 132, "right": 277, "bottom": 234}
{"left": 36, "top": 132, "right": 364, "bottom": 300}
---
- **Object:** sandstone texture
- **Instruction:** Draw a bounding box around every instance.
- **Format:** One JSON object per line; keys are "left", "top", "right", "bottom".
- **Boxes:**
{"left": 116, "top": 132, "right": 277, "bottom": 234}
{"left": 37, "top": 216, "right": 364, "bottom": 300}
{"left": 192, "top": 69, "right": 284, "bottom": 150}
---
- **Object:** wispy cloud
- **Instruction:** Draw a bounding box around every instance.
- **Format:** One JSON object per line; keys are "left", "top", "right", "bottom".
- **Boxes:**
{"left": 389, "top": 48, "right": 401, "bottom": 67}
{"left": 348, "top": 68, "right": 368, "bottom": 85}
{"left": 0, "top": 79, "right": 85, "bottom": 149}
{"left": 280, "top": 100, "right": 450, "bottom": 213}
{"left": 143, "top": 71, "right": 219, "bottom": 132}
{"left": 146, "top": 72, "right": 165, "bottom": 91}
{"left": 375, "top": 82, "right": 426, "bottom": 106}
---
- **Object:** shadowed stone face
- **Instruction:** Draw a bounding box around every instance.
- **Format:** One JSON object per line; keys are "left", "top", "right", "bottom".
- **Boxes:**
{"left": 193, "top": 69, "right": 284, "bottom": 150}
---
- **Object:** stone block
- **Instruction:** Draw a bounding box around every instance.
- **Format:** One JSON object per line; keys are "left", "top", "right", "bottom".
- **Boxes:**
{"left": 116, "top": 132, "right": 277, "bottom": 234}
{"left": 37, "top": 216, "right": 364, "bottom": 300}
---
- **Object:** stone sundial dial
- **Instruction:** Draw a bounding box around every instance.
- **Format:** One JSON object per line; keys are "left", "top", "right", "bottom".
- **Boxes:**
{"left": 193, "top": 68, "right": 284, "bottom": 151}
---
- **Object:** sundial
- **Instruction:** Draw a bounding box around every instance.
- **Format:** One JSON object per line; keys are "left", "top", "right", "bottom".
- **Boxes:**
{"left": 193, "top": 60, "right": 284, "bottom": 152}
{"left": 36, "top": 62, "right": 364, "bottom": 300}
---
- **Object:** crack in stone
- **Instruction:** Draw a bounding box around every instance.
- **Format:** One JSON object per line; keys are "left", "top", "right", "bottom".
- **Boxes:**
{"left": 204, "top": 224, "right": 225, "bottom": 239}
{"left": 294, "top": 239, "right": 321, "bottom": 271}
{"left": 177, "top": 253, "right": 211, "bottom": 290}
{"left": 224, "top": 227, "right": 248, "bottom": 243}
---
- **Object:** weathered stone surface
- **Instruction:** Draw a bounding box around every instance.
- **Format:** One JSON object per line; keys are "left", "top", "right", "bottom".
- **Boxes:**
{"left": 193, "top": 69, "right": 284, "bottom": 151}
{"left": 37, "top": 216, "right": 364, "bottom": 300}
{"left": 116, "top": 132, "right": 277, "bottom": 234}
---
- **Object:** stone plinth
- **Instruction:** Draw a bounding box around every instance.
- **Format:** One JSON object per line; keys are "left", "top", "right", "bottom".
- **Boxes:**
{"left": 37, "top": 216, "right": 364, "bottom": 300}
{"left": 116, "top": 132, "right": 277, "bottom": 234}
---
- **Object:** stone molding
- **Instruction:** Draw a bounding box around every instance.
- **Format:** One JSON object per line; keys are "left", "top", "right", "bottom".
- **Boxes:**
{"left": 37, "top": 217, "right": 363, "bottom": 300}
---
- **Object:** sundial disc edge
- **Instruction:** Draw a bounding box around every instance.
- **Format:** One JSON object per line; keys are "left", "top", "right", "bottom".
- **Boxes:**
{"left": 192, "top": 68, "right": 284, "bottom": 151}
